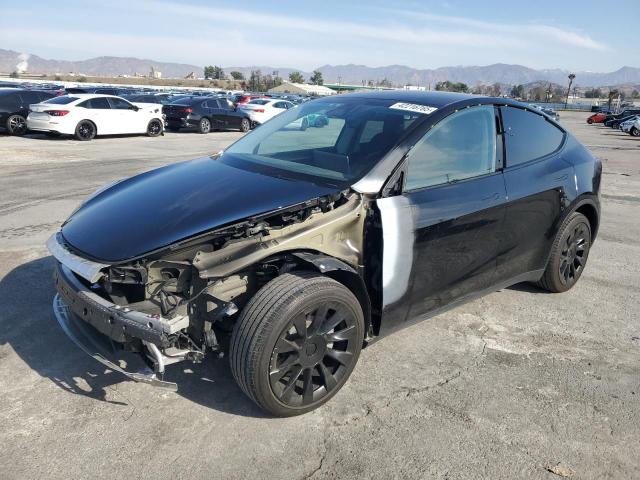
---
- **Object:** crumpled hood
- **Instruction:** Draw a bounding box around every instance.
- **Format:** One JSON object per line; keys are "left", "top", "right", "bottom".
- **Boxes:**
{"left": 61, "top": 156, "right": 341, "bottom": 263}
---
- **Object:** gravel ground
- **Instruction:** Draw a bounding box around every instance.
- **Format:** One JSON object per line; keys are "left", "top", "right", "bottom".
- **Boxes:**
{"left": 0, "top": 112, "right": 638, "bottom": 480}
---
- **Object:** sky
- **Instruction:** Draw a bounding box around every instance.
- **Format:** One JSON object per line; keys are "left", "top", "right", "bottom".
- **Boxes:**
{"left": 1, "top": 0, "right": 638, "bottom": 72}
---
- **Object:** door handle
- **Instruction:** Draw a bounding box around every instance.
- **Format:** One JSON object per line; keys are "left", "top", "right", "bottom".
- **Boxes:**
{"left": 481, "top": 192, "right": 500, "bottom": 201}
{"left": 554, "top": 174, "right": 568, "bottom": 181}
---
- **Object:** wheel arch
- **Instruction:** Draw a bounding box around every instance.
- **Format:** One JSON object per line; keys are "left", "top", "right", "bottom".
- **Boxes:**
{"left": 289, "top": 251, "right": 373, "bottom": 342}
{"left": 572, "top": 197, "right": 600, "bottom": 241}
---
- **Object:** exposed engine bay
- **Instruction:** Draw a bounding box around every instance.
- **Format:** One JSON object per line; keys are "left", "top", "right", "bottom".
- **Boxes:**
{"left": 54, "top": 190, "right": 381, "bottom": 377}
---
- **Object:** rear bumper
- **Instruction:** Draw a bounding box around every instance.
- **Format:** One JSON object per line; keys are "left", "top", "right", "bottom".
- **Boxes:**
{"left": 53, "top": 294, "right": 177, "bottom": 390}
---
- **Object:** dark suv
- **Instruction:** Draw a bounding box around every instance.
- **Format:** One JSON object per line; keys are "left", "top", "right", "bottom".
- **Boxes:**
{"left": 48, "top": 91, "right": 601, "bottom": 416}
{"left": 0, "top": 88, "right": 55, "bottom": 135}
{"left": 164, "top": 97, "right": 252, "bottom": 133}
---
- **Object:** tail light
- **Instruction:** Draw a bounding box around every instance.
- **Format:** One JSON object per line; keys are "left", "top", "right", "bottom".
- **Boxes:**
{"left": 254, "top": 109, "right": 264, "bottom": 113}
{"left": 182, "top": 107, "right": 193, "bottom": 113}
{"left": 44, "top": 110, "right": 70, "bottom": 116}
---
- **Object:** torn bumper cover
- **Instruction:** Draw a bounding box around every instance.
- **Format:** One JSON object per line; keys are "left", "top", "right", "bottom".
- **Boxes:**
{"left": 53, "top": 294, "right": 177, "bottom": 390}
{"left": 48, "top": 233, "right": 182, "bottom": 389}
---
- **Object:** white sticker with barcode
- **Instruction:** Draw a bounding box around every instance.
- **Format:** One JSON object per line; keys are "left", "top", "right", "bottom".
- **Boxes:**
{"left": 389, "top": 102, "right": 438, "bottom": 115}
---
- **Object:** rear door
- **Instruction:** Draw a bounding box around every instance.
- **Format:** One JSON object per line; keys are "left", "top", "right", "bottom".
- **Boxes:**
{"left": 377, "top": 105, "right": 507, "bottom": 334}
{"left": 494, "top": 105, "right": 572, "bottom": 282}
{"left": 79, "top": 97, "right": 114, "bottom": 134}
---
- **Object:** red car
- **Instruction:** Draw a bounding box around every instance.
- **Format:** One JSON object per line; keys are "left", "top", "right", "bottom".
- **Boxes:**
{"left": 587, "top": 113, "right": 607, "bottom": 124}
{"left": 235, "top": 94, "right": 267, "bottom": 105}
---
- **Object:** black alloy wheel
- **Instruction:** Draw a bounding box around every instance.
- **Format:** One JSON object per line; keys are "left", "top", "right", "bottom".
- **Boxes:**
{"left": 6, "top": 115, "right": 27, "bottom": 135}
{"left": 268, "top": 298, "right": 360, "bottom": 407}
{"left": 147, "top": 119, "right": 163, "bottom": 137}
{"left": 558, "top": 221, "right": 589, "bottom": 287}
{"left": 240, "top": 118, "right": 250, "bottom": 132}
{"left": 537, "top": 212, "right": 591, "bottom": 293}
{"left": 198, "top": 117, "right": 211, "bottom": 134}
{"left": 230, "top": 272, "right": 364, "bottom": 416}
{"left": 74, "top": 120, "right": 96, "bottom": 141}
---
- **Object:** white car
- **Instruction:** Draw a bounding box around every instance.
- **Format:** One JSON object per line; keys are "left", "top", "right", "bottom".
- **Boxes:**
{"left": 239, "top": 98, "right": 294, "bottom": 125}
{"left": 620, "top": 115, "right": 639, "bottom": 133}
{"left": 627, "top": 117, "right": 640, "bottom": 137}
{"left": 27, "top": 94, "right": 164, "bottom": 140}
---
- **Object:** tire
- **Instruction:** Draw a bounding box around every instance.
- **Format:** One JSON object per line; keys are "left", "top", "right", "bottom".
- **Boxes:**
{"left": 300, "top": 117, "right": 308, "bottom": 131}
{"left": 240, "top": 118, "right": 251, "bottom": 132}
{"left": 230, "top": 271, "right": 364, "bottom": 417}
{"left": 631, "top": 127, "right": 640, "bottom": 137}
{"left": 587, "top": 118, "right": 593, "bottom": 124}
{"left": 146, "top": 119, "right": 163, "bottom": 137}
{"left": 536, "top": 212, "right": 591, "bottom": 293}
{"left": 6, "top": 114, "right": 27, "bottom": 135}
{"left": 74, "top": 120, "right": 96, "bottom": 141}
{"left": 198, "top": 117, "right": 211, "bottom": 134}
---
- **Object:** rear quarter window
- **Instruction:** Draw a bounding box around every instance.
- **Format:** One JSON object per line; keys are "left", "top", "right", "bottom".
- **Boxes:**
{"left": 501, "top": 106, "right": 565, "bottom": 166}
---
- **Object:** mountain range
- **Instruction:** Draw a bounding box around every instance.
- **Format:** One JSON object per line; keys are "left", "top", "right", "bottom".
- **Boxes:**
{"left": 1, "top": 49, "right": 638, "bottom": 88}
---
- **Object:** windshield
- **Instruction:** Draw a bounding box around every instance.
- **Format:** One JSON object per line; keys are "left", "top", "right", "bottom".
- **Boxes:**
{"left": 221, "top": 97, "right": 424, "bottom": 185}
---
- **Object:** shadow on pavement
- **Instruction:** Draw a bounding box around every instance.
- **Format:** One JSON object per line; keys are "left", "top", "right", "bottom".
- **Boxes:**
{"left": 0, "top": 256, "right": 265, "bottom": 417}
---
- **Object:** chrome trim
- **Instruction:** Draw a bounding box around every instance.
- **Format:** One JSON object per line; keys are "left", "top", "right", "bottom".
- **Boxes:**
{"left": 47, "top": 233, "right": 107, "bottom": 283}
{"left": 53, "top": 294, "right": 178, "bottom": 390}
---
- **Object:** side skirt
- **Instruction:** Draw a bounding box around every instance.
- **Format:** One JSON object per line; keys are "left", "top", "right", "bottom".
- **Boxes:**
{"left": 366, "top": 269, "right": 544, "bottom": 345}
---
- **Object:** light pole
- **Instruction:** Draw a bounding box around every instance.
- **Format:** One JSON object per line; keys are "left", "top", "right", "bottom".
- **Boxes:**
{"left": 565, "top": 73, "right": 575, "bottom": 108}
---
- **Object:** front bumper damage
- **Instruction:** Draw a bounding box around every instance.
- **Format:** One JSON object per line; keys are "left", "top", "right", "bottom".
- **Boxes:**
{"left": 48, "top": 233, "right": 190, "bottom": 390}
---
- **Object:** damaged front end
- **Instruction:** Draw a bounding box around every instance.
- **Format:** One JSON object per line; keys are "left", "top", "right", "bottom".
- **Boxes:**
{"left": 49, "top": 190, "right": 372, "bottom": 388}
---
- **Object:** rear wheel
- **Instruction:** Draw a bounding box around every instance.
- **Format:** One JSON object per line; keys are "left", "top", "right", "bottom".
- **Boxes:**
{"left": 631, "top": 127, "right": 640, "bottom": 137}
{"left": 74, "top": 120, "right": 96, "bottom": 141}
{"left": 146, "top": 119, "right": 163, "bottom": 137}
{"left": 6, "top": 114, "right": 27, "bottom": 135}
{"left": 537, "top": 212, "right": 591, "bottom": 293}
{"left": 230, "top": 272, "right": 364, "bottom": 417}
{"left": 240, "top": 118, "right": 250, "bottom": 132}
{"left": 198, "top": 117, "right": 211, "bottom": 134}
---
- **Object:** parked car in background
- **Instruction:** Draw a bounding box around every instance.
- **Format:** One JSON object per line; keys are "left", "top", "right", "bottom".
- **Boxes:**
{"left": 164, "top": 96, "right": 252, "bottom": 133}
{"left": 239, "top": 98, "right": 295, "bottom": 125}
{"left": 121, "top": 93, "right": 174, "bottom": 105}
{"left": 26, "top": 94, "right": 164, "bottom": 140}
{"left": 627, "top": 117, "right": 640, "bottom": 136}
{"left": 48, "top": 91, "right": 601, "bottom": 416}
{"left": 605, "top": 114, "right": 638, "bottom": 129}
{"left": 234, "top": 94, "right": 267, "bottom": 105}
{"left": 0, "top": 88, "right": 55, "bottom": 135}
{"left": 620, "top": 115, "right": 639, "bottom": 133}
{"left": 587, "top": 112, "right": 608, "bottom": 124}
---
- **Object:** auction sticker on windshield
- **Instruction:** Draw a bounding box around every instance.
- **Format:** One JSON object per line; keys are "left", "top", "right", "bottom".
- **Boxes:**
{"left": 389, "top": 102, "right": 438, "bottom": 115}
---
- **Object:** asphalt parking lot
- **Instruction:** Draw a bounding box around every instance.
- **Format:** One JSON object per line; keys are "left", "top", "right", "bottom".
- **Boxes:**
{"left": 0, "top": 112, "right": 638, "bottom": 479}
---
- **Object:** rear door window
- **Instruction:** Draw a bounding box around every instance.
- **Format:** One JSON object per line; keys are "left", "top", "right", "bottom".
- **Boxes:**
{"left": 500, "top": 106, "right": 565, "bottom": 166}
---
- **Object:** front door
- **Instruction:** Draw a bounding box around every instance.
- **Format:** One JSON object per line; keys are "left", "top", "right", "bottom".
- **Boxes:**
{"left": 377, "top": 104, "right": 507, "bottom": 335}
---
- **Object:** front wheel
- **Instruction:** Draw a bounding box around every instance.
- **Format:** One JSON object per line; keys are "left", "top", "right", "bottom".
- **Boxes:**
{"left": 198, "top": 117, "right": 211, "bottom": 134}
{"left": 147, "top": 119, "right": 163, "bottom": 137}
{"left": 6, "top": 114, "right": 27, "bottom": 135}
{"left": 631, "top": 127, "right": 640, "bottom": 137}
{"left": 74, "top": 120, "right": 96, "bottom": 141}
{"left": 240, "top": 118, "right": 251, "bottom": 132}
{"left": 587, "top": 118, "right": 594, "bottom": 124}
{"left": 536, "top": 212, "right": 591, "bottom": 293}
{"left": 230, "top": 272, "right": 364, "bottom": 417}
